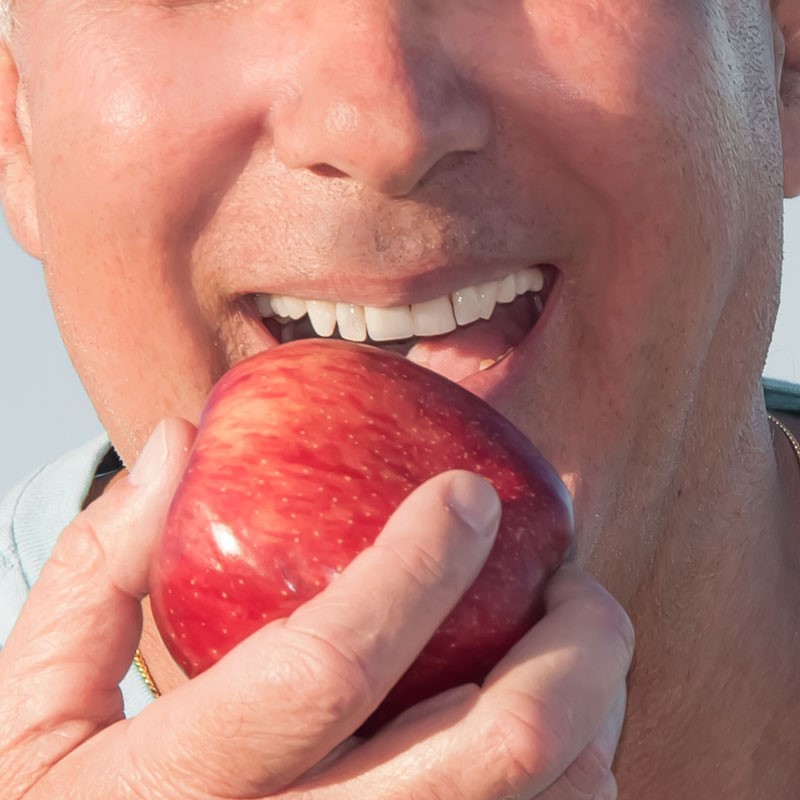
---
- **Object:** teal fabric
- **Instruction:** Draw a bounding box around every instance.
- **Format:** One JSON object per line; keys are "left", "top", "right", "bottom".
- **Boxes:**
{"left": 764, "top": 377, "right": 800, "bottom": 414}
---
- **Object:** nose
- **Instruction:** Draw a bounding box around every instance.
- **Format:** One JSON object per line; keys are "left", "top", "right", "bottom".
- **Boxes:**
{"left": 271, "top": 4, "right": 493, "bottom": 197}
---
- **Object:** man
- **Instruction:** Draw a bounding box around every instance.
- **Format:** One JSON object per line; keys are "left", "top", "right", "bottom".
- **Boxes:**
{"left": 0, "top": 0, "right": 798, "bottom": 796}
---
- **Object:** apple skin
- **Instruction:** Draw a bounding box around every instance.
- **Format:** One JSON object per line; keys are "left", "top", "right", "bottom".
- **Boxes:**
{"left": 150, "top": 339, "right": 574, "bottom": 732}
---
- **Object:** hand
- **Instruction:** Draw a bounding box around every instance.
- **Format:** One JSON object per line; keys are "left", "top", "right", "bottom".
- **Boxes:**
{"left": 0, "top": 418, "right": 633, "bottom": 800}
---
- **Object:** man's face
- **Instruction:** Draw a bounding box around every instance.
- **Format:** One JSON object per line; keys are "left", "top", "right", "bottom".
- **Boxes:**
{"left": 3, "top": 1, "right": 793, "bottom": 561}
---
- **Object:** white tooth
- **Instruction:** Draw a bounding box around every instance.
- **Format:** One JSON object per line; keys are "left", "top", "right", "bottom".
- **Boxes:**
{"left": 306, "top": 300, "right": 337, "bottom": 337}
{"left": 336, "top": 303, "right": 367, "bottom": 342}
{"left": 497, "top": 274, "right": 517, "bottom": 303}
{"left": 282, "top": 296, "right": 308, "bottom": 320}
{"left": 528, "top": 266, "right": 545, "bottom": 292}
{"left": 451, "top": 286, "right": 482, "bottom": 326}
{"left": 364, "top": 305, "right": 415, "bottom": 342}
{"left": 270, "top": 295, "right": 290, "bottom": 318}
{"left": 254, "top": 294, "right": 274, "bottom": 317}
{"left": 515, "top": 266, "right": 545, "bottom": 294}
{"left": 476, "top": 281, "right": 498, "bottom": 320}
{"left": 410, "top": 296, "right": 457, "bottom": 337}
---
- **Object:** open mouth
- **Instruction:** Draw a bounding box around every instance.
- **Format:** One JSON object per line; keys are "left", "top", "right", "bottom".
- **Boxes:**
{"left": 252, "top": 264, "right": 558, "bottom": 383}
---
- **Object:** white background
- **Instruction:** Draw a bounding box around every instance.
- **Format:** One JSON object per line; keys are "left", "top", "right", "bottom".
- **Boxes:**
{"left": 1, "top": 201, "right": 799, "bottom": 496}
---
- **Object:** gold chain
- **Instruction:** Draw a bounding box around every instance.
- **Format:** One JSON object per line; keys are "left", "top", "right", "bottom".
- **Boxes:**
{"left": 131, "top": 413, "right": 800, "bottom": 702}
{"left": 133, "top": 647, "right": 161, "bottom": 698}
{"left": 768, "top": 413, "right": 800, "bottom": 468}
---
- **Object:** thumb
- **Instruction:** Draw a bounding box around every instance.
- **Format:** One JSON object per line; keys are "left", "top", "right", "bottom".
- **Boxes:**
{"left": 0, "top": 418, "right": 194, "bottom": 793}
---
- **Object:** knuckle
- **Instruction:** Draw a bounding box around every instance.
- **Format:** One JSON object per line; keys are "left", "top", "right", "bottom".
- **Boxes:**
{"left": 277, "top": 625, "right": 375, "bottom": 725}
{"left": 578, "top": 589, "right": 636, "bottom": 670}
{"left": 593, "top": 771, "right": 618, "bottom": 800}
{"left": 481, "top": 694, "right": 575, "bottom": 795}
{"left": 49, "top": 516, "right": 107, "bottom": 582}
{"left": 377, "top": 539, "right": 449, "bottom": 590}
{"left": 562, "top": 740, "right": 614, "bottom": 797}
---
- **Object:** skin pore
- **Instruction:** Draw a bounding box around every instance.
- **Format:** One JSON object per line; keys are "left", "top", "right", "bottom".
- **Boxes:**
{"left": 1, "top": 0, "right": 800, "bottom": 795}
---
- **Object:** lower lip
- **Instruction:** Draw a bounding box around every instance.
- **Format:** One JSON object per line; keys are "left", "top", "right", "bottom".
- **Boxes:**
{"left": 459, "top": 270, "right": 562, "bottom": 405}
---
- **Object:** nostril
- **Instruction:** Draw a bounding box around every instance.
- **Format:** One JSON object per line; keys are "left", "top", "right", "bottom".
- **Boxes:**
{"left": 309, "top": 163, "right": 349, "bottom": 179}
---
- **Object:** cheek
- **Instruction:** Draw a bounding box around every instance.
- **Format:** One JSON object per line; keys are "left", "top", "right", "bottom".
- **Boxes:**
{"left": 19, "top": 13, "right": 270, "bottom": 452}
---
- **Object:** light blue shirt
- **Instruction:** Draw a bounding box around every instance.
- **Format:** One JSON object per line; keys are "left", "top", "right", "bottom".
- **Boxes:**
{"left": 0, "top": 434, "right": 155, "bottom": 717}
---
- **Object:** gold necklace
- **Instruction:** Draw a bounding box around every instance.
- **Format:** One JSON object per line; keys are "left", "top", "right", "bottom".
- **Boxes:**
{"left": 768, "top": 413, "right": 800, "bottom": 467}
{"left": 133, "top": 647, "right": 161, "bottom": 698}
{"left": 131, "top": 413, "right": 800, "bottom": 701}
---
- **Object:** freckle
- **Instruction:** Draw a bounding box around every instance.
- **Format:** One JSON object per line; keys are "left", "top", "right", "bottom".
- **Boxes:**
{"left": 193, "top": 591, "right": 199, "bottom": 599}
{"left": 238, "top": 578, "right": 244, "bottom": 585}
{"left": 313, "top": 530, "right": 320, "bottom": 537}
{"left": 336, "top": 538, "right": 343, "bottom": 545}
{"left": 180, "top": 632, "right": 187, "bottom": 639}
{"left": 262, "top": 611, "right": 269, "bottom": 619}
{"left": 222, "top": 627, "right": 228, "bottom": 635}
{"left": 293, "top": 536, "right": 300, "bottom": 544}
{"left": 221, "top": 591, "right": 228, "bottom": 599}
{"left": 281, "top": 497, "right": 289, "bottom": 503}
{"left": 169, "top": 608, "right": 175, "bottom": 615}
{"left": 281, "top": 589, "right": 288, "bottom": 596}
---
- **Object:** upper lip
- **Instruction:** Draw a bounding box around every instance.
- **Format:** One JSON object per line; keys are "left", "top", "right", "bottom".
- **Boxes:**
{"left": 241, "top": 260, "right": 558, "bottom": 307}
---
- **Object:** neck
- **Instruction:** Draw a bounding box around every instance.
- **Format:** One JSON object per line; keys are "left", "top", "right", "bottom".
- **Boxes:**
{"left": 597, "top": 398, "right": 800, "bottom": 796}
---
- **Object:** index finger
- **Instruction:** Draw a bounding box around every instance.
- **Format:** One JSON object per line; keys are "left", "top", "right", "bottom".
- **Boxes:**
{"left": 116, "top": 470, "right": 501, "bottom": 799}
{"left": 289, "top": 565, "right": 633, "bottom": 800}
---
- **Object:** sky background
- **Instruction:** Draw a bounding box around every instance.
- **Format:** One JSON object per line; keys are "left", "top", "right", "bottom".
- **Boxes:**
{"left": 2, "top": 201, "right": 799, "bottom": 497}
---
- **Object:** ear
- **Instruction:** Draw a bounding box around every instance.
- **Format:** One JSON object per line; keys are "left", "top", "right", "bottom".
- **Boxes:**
{"left": 776, "top": 1, "right": 800, "bottom": 198}
{"left": 0, "top": 44, "right": 42, "bottom": 259}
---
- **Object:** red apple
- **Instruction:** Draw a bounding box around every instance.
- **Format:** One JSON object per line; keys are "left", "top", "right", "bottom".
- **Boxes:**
{"left": 150, "top": 339, "right": 573, "bottom": 731}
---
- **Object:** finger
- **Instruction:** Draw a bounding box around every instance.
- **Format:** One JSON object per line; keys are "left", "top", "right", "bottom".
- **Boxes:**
{"left": 290, "top": 566, "right": 633, "bottom": 800}
{"left": 593, "top": 771, "right": 618, "bottom": 800}
{"left": 118, "top": 470, "right": 501, "bottom": 799}
{"left": 472, "top": 565, "right": 634, "bottom": 797}
{"left": 0, "top": 419, "right": 195, "bottom": 796}
{"left": 537, "top": 686, "right": 626, "bottom": 799}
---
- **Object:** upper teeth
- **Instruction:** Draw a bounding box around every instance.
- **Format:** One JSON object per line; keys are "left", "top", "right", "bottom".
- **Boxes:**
{"left": 254, "top": 265, "right": 545, "bottom": 343}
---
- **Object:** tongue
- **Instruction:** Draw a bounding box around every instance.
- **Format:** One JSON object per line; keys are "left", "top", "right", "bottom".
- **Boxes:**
{"left": 406, "top": 294, "right": 537, "bottom": 382}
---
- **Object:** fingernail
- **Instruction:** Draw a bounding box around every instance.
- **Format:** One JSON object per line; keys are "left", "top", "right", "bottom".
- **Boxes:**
{"left": 129, "top": 421, "right": 168, "bottom": 486}
{"left": 447, "top": 472, "right": 501, "bottom": 538}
